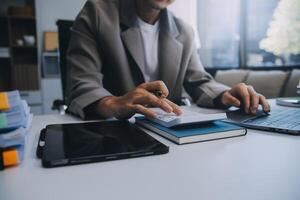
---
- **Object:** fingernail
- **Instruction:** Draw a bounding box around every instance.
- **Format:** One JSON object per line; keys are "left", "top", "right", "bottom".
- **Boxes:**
{"left": 177, "top": 110, "right": 183, "bottom": 116}
{"left": 251, "top": 107, "right": 257, "bottom": 114}
{"left": 149, "top": 114, "right": 156, "bottom": 118}
{"left": 264, "top": 105, "right": 270, "bottom": 113}
{"left": 163, "top": 104, "right": 172, "bottom": 113}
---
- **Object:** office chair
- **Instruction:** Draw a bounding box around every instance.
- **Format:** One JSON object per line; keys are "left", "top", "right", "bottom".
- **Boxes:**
{"left": 52, "top": 19, "right": 74, "bottom": 114}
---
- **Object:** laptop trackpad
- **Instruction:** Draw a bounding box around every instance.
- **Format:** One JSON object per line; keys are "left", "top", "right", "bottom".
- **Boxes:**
{"left": 226, "top": 109, "right": 268, "bottom": 122}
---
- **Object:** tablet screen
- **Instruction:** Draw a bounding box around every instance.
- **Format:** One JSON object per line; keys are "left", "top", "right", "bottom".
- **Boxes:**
{"left": 42, "top": 121, "right": 168, "bottom": 166}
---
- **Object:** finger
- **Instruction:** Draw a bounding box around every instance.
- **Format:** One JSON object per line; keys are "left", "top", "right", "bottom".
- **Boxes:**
{"left": 131, "top": 104, "right": 157, "bottom": 118}
{"left": 247, "top": 86, "right": 259, "bottom": 114}
{"left": 135, "top": 92, "right": 174, "bottom": 113}
{"left": 236, "top": 84, "right": 251, "bottom": 114}
{"left": 139, "top": 81, "right": 169, "bottom": 97}
{"left": 259, "top": 95, "right": 270, "bottom": 113}
{"left": 164, "top": 99, "right": 183, "bottom": 116}
{"left": 222, "top": 92, "right": 241, "bottom": 107}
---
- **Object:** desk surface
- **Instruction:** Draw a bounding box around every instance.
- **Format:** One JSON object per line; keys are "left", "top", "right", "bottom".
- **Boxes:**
{"left": 1, "top": 101, "right": 300, "bottom": 200}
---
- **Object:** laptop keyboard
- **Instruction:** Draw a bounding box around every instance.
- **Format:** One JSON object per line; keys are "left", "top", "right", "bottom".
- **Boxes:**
{"left": 243, "top": 108, "right": 300, "bottom": 130}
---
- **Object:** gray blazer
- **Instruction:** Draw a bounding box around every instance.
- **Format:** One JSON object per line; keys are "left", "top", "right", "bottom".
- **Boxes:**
{"left": 67, "top": 0, "right": 230, "bottom": 119}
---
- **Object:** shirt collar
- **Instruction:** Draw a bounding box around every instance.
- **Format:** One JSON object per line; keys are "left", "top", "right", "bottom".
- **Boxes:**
{"left": 137, "top": 17, "right": 160, "bottom": 32}
{"left": 119, "top": 0, "right": 179, "bottom": 38}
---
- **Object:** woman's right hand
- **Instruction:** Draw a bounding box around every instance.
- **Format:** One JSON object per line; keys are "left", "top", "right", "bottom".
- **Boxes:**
{"left": 95, "top": 81, "right": 182, "bottom": 119}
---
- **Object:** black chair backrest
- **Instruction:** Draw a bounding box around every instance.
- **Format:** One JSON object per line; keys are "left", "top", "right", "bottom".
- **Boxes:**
{"left": 56, "top": 19, "right": 74, "bottom": 103}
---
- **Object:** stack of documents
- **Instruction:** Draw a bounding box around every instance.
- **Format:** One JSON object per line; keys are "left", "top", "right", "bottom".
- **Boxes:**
{"left": 0, "top": 91, "right": 32, "bottom": 170}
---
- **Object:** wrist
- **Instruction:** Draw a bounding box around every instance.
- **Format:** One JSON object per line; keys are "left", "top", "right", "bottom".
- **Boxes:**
{"left": 96, "top": 96, "right": 119, "bottom": 118}
{"left": 213, "top": 91, "right": 229, "bottom": 108}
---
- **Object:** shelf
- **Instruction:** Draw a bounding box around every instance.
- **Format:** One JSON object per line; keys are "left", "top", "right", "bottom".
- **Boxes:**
{"left": 0, "top": 1, "right": 39, "bottom": 91}
{"left": 11, "top": 48, "right": 37, "bottom": 64}
{"left": 0, "top": 56, "right": 10, "bottom": 59}
{"left": 0, "top": 18, "right": 9, "bottom": 46}
{"left": 12, "top": 45, "right": 37, "bottom": 49}
{"left": 8, "top": 16, "right": 35, "bottom": 21}
{"left": 0, "top": 59, "right": 11, "bottom": 91}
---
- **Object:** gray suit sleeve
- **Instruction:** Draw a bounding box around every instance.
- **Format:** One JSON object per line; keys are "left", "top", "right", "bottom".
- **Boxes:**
{"left": 183, "top": 42, "right": 230, "bottom": 107}
{"left": 67, "top": 1, "right": 112, "bottom": 119}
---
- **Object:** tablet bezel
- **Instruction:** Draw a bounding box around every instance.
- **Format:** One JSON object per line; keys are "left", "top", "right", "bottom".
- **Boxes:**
{"left": 39, "top": 121, "right": 169, "bottom": 168}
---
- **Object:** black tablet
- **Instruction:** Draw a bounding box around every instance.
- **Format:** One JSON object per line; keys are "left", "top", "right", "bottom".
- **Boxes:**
{"left": 37, "top": 121, "right": 169, "bottom": 168}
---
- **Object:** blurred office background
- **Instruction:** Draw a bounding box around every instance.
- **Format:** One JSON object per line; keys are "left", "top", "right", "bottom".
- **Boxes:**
{"left": 198, "top": 0, "right": 300, "bottom": 68}
{"left": 0, "top": 0, "right": 299, "bottom": 115}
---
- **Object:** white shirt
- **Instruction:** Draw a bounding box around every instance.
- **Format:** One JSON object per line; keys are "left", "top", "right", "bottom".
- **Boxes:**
{"left": 137, "top": 17, "right": 160, "bottom": 82}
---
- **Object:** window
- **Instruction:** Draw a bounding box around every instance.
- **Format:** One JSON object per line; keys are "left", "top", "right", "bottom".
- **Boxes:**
{"left": 197, "top": 0, "right": 300, "bottom": 68}
{"left": 197, "top": 0, "right": 241, "bottom": 68}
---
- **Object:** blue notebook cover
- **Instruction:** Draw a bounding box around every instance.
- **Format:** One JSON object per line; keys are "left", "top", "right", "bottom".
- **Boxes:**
{"left": 136, "top": 117, "right": 247, "bottom": 144}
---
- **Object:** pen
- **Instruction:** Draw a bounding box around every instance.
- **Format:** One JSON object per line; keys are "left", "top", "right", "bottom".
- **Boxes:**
{"left": 154, "top": 90, "right": 166, "bottom": 99}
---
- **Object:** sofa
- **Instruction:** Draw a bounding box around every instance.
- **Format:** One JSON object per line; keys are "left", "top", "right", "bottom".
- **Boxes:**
{"left": 213, "top": 69, "right": 300, "bottom": 98}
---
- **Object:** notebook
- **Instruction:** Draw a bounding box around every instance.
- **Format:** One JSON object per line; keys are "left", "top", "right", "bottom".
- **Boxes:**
{"left": 136, "top": 117, "right": 247, "bottom": 144}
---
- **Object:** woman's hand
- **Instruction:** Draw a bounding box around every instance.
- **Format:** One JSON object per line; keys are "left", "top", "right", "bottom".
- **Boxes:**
{"left": 96, "top": 81, "right": 182, "bottom": 119}
{"left": 221, "top": 83, "right": 270, "bottom": 114}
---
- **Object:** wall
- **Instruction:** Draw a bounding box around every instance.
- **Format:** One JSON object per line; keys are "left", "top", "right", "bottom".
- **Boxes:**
{"left": 35, "top": 0, "right": 86, "bottom": 114}
{"left": 35, "top": 0, "right": 86, "bottom": 58}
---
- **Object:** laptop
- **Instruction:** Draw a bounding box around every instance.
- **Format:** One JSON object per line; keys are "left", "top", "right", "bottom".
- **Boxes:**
{"left": 226, "top": 106, "right": 300, "bottom": 135}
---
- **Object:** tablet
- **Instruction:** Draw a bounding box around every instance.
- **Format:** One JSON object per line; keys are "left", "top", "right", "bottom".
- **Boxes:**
{"left": 37, "top": 121, "right": 169, "bottom": 168}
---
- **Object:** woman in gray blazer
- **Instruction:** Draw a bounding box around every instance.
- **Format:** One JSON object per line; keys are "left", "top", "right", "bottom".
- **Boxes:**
{"left": 67, "top": 0, "right": 269, "bottom": 119}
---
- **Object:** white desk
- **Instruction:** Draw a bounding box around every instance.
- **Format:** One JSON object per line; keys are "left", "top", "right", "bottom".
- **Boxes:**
{"left": 1, "top": 101, "right": 300, "bottom": 200}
